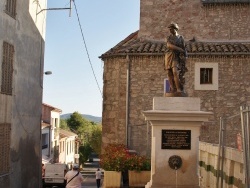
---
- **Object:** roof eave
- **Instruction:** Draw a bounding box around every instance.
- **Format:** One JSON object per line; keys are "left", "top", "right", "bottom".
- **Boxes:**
{"left": 100, "top": 52, "right": 250, "bottom": 59}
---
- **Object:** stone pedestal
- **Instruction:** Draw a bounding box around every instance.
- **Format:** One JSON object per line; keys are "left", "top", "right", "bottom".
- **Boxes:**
{"left": 143, "top": 97, "right": 212, "bottom": 188}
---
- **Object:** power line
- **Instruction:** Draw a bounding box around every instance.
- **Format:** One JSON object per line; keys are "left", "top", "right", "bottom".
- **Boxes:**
{"left": 73, "top": 0, "right": 103, "bottom": 97}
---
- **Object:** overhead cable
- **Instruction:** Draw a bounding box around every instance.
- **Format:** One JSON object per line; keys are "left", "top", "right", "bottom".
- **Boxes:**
{"left": 73, "top": 0, "right": 103, "bottom": 97}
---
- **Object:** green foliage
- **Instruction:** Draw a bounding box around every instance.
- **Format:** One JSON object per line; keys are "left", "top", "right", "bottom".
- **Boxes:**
{"left": 89, "top": 125, "right": 102, "bottom": 155}
{"left": 65, "top": 111, "right": 102, "bottom": 162}
{"left": 66, "top": 111, "right": 93, "bottom": 142}
{"left": 100, "top": 144, "right": 151, "bottom": 172}
{"left": 79, "top": 144, "right": 92, "bottom": 165}
{"left": 60, "top": 119, "right": 70, "bottom": 130}
{"left": 67, "top": 112, "right": 91, "bottom": 131}
{"left": 100, "top": 144, "right": 129, "bottom": 171}
{"left": 127, "top": 155, "right": 151, "bottom": 171}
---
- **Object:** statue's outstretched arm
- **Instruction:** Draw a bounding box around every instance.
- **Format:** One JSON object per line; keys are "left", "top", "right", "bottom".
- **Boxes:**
{"left": 167, "top": 42, "right": 185, "bottom": 53}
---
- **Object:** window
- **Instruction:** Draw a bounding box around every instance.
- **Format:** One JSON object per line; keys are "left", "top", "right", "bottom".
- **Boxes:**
{"left": 55, "top": 118, "right": 58, "bottom": 128}
{"left": 200, "top": 68, "right": 213, "bottom": 84}
{"left": 67, "top": 142, "right": 69, "bottom": 155}
{"left": 59, "top": 142, "right": 61, "bottom": 153}
{"left": 63, "top": 141, "right": 64, "bottom": 152}
{"left": 51, "top": 118, "right": 54, "bottom": 127}
{"left": 5, "top": 0, "right": 17, "bottom": 18}
{"left": 1, "top": 42, "right": 14, "bottom": 95}
{"left": 70, "top": 141, "right": 71, "bottom": 153}
{"left": 195, "top": 63, "right": 218, "bottom": 90}
{"left": 42, "top": 134, "right": 48, "bottom": 149}
{"left": 0, "top": 123, "right": 11, "bottom": 175}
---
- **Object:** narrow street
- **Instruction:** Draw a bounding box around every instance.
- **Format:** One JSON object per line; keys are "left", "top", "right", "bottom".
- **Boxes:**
{"left": 45, "top": 154, "right": 102, "bottom": 188}
{"left": 80, "top": 154, "right": 103, "bottom": 188}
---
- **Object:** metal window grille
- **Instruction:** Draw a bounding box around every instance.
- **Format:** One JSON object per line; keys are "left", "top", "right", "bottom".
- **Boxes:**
{"left": 1, "top": 42, "right": 14, "bottom": 95}
{"left": 5, "top": 0, "right": 17, "bottom": 18}
{"left": 200, "top": 68, "right": 213, "bottom": 84}
{"left": 0, "top": 123, "right": 11, "bottom": 175}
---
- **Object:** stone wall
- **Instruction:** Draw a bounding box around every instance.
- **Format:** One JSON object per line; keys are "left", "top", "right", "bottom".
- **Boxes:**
{"left": 102, "top": 56, "right": 166, "bottom": 154}
{"left": 102, "top": 57, "right": 128, "bottom": 146}
{"left": 139, "top": 0, "right": 250, "bottom": 41}
{"left": 129, "top": 56, "right": 165, "bottom": 155}
{"left": 102, "top": 55, "right": 250, "bottom": 153}
{"left": 185, "top": 57, "right": 250, "bottom": 147}
{"left": 102, "top": 0, "right": 250, "bottom": 156}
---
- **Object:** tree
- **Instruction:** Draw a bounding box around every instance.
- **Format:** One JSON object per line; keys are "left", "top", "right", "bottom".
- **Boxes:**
{"left": 66, "top": 112, "right": 92, "bottom": 138}
{"left": 66, "top": 111, "right": 102, "bottom": 161}
{"left": 60, "top": 119, "right": 70, "bottom": 130}
{"left": 89, "top": 125, "right": 102, "bottom": 156}
{"left": 79, "top": 144, "right": 92, "bottom": 165}
{"left": 66, "top": 112, "right": 90, "bottom": 130}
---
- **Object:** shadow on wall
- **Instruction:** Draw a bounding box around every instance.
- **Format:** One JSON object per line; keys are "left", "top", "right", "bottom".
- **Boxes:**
{"left": 10, "top": 136, "right": 41, "bottom": 188}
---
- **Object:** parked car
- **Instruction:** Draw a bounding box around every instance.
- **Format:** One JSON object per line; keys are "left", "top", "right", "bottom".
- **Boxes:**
{"left": 42, "top": 163, "right": 68, "bottom": 188}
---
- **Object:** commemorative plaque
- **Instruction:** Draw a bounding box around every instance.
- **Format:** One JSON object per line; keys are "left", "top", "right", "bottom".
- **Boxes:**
{"left": 162, "top": 130, "right": 191, "bottom": 149}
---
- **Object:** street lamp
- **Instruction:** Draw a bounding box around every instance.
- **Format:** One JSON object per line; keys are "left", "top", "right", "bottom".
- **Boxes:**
{"left": 44, "top": 71, "right": 52, "bottom": 75}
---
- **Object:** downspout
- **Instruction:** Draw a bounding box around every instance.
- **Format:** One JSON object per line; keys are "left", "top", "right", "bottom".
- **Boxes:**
{"left": 126, "top": 55, "right": 130, "bottom": 147}
{"left": 49, "top": 125, "right": 51, "bottom": 157}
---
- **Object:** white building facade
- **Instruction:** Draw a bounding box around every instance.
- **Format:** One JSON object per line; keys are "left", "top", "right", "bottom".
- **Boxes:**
{"left": 42, "top": 104, "right": 79, "bottom": 168}
{"left": 59, "top": 129, "right": 79, "bottom": 167}
{"left": 42, "top": 103, "right": 61, "bottom": 164}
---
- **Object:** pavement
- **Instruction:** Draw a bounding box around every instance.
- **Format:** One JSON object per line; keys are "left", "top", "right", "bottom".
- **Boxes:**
{"left": 47, "top": 154, "right": 102, "bottom": 188}
{"left": 80, "top": 156, "right": 103, "bottom": 188}
{"left": 81, "top": 154, "right": 131, "bottom": 188}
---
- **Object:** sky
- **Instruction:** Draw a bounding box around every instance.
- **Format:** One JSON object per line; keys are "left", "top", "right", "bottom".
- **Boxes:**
{"left": 43, "top": 0, "right": 140, "bottom": 117}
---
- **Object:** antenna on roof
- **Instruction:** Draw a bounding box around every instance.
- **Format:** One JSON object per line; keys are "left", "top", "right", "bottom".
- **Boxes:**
{"left": 36, "top": 0, "right": 73, "bottom": 17}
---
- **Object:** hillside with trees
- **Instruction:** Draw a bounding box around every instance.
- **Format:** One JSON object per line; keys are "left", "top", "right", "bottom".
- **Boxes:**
{"left": 60, "top": 113, "right": 101, "bottom": 123}
{"left": 60, "top": 112, "right": 102, "bottom": 166}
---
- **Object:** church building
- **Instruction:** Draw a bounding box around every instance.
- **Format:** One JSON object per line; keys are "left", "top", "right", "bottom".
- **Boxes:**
{"left": 100, "top": 0, "right": 250, "bottom": 156}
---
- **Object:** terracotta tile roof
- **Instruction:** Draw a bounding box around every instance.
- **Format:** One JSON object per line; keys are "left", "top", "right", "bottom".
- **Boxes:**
{"left": 42, "top": 122, "right": 50, "bottom": 128}
{"left": 42, "top": 103, "right": 62, "bottom": 113}
{"left": 100, "top": 31, "right": 250, "bottom": 59}
{"left": 59, "top": 128, "right": 77, "bottom": 138}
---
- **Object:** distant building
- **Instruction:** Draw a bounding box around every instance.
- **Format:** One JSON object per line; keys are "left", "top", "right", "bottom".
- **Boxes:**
{"left": 59, "top": 129, "right": 79, "bottom": 166}
{"left": 42, "top": 103, "right": 62, "bottom": 164}
{"left": 42, "top": 103, "right": 80, "bottom": 168}
{"left": 0, "top": 0, "right": 47, "bottom": 187}
{"left": 100, "top": 0, "right": 250, "bottom": 155}
{"left": 41, "top": 121, "right": 52, "bottom": 163}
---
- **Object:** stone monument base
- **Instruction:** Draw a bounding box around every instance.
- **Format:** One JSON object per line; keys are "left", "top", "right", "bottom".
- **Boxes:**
{"left": 143, "top": 97, "right": 212, "bottom": 188}
{"left": 146, "top": 180, "right": 200, "bottom": 188}
{"left": 165, "top": 92, "right": 187, "bottom": 97}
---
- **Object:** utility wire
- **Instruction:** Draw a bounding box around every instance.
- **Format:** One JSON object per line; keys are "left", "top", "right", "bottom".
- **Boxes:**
{"left": 73, "top": 0, "right": 103, "bottom": 97}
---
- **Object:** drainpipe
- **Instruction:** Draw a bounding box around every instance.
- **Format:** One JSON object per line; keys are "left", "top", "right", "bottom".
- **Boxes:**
{"left": 240, "top": 106, "right": 250, "bottom": 188}
{"left": 126, "top": 55, "right": 130, "bottom": 147}
{"left": 49, "top": 125, "right": 51, "bottom": 157}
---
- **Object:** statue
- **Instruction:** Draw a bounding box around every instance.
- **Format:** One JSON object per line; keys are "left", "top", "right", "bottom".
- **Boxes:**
{"left": 164, "top": 23, "right": 187, "bottom": 94}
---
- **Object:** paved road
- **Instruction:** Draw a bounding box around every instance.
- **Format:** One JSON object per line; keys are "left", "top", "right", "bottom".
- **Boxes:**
{"left": 48, "top": 175, "right": 101, "bottom": 188}
{"left": 82, "top": 174, "right": 103, "bottom": 188}
{"left": 47, "top": 154, "right": 103, "bottom": 188}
